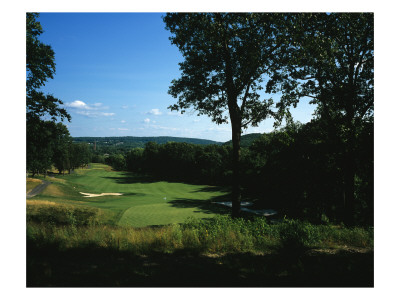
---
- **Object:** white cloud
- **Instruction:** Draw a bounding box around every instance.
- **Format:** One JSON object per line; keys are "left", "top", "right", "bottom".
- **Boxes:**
{"left": 65, "top": 100, "right": 114, "bottom": 117}
{"left": 148, "top": 108, "right": 162, "bottom": 115}
{"left": 144, "top": 118, "right": 151, "bottom": 123}
{"left": 66, "top": 100, "right": 90, "bottom": 109}
{"left": 118, "top": 128, "right": 129, "bottom": 131}
{"left": 121, "top": 120, "right": 126, "bottom": 123}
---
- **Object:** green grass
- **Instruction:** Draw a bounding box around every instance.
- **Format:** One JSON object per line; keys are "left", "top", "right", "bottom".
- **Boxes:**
{"left": 31, "top": 163, "right": 230, "bottom": 227}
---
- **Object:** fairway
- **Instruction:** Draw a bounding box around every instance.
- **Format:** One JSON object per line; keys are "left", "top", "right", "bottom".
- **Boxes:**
{"left": 31, "top": 163, "right": 229, "bottom": 227}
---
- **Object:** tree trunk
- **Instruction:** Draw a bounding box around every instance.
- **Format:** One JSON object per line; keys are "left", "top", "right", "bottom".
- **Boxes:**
{"left": 231, "top": 116, "right": 242, "bottom": 218}
{"left": 219, "top": 20, "right": 242, "bottom": 218}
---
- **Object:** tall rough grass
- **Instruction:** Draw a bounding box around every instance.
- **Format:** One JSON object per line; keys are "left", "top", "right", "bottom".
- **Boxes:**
{"left": 26, "top": 201, "right": 110, "bottom": 226}
{"left": 27, "top": 211, "right": 373, "bottom": 255}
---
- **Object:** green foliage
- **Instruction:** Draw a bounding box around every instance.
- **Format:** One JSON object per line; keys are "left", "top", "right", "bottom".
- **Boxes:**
{"left": 26, "top": 13, "right": 73, "bottom": 176}
{"left": 272, "top": 13, "right": 374, "bottom": 225}
{"left": 223, "top": 133, "right": 263, "bottom": 147}
{"left": 27, "top": 120, "right": 67, "bottom": 175}
{"left": 52, "top": 123, "right": 72, "bottom": 174}
{"left": 27, "top": 203, "right": 105, "bottom": 226}
{"left": 73, "top": 136, "right": 221, "bottom": 155}
{"left": 164, "top": 13, "right": 291, "bottom": 217}
{"left": 69, "top": 143, "right": 91, "bottom": 170}
{"left": 97, "top": 117, "right": 372, "bottom": 226}
{"left": 27, "top": 214, "right": 373, "bottom": 255}
{"left": 164, "top": 13, "right": 284, "bottom": 127}
{"left": 26, "top": 13, "right": 70, "bottom": 122}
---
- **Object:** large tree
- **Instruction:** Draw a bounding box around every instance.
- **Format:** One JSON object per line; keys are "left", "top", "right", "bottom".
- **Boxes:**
{"left": 273, "top": 13, "right": 374, "bottom": 225}
{"left": 164, "top": 13, "right": 287, "bottom": 217}
{"left": 26, "top": 13, "right": 71, "bottom": 175}
{"left": 26, "top": 13, "right": 70, "bottom": 123}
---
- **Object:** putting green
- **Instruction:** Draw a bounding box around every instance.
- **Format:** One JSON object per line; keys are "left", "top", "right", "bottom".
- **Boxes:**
{"left": 33, "top": 163, "right": 229, "bottom": 227}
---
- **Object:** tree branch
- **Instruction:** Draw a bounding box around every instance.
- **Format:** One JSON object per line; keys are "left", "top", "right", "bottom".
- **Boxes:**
{"left": 240, "top": 81, "right": 252, "bottom": 114}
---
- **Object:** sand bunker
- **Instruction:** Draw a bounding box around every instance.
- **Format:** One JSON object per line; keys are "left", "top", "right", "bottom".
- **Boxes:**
{"left": 80, "top": 192, "right": 123, "bottom": 198}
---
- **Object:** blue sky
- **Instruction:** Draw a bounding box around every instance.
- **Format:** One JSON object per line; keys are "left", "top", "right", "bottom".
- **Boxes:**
{"left": 38, "top": 12, "right": 315, "bottom": 142}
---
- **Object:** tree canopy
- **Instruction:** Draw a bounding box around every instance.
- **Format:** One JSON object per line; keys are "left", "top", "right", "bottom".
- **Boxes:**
{"left": 164, "top": 13, "right": 288, "bottom": 216}
{"left": 26, "top": 13, "right": 72, "bottom": 176}
{"left": 272, "top": 13, "right": 374, "bottom": 225}
{"left": 164, "top": 13, "right": 285, "bottom": 128}
{"left": 26, "top": 12, "right": 70, "bottom": 123}
{"left": 164, "top": 13, "right": 373, "bottom": 222}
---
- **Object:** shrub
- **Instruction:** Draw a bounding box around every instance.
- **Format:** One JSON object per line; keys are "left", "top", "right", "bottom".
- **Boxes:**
{"left": 26, "top": 202, "right": 105, "bottom": 226}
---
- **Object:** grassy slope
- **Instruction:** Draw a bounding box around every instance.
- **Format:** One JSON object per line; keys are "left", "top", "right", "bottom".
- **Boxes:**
{"left": 26, "top": 178, "right": 42, "bottom": 193}
{"left": 31, "top": 163, "right": 230, "bottom": 227}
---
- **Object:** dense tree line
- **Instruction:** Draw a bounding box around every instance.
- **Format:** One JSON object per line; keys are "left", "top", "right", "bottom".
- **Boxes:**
{"left": 26, "top": 118, "right": 91, "bottom": 176}
{"left": 105, "top": 142, "right": 232, "bottom": 185}
{"left": 74, "top": 136, "right": 221, "bottom": 155}
{"left": 104, "top": 117, "right": 373, "bottom": 225}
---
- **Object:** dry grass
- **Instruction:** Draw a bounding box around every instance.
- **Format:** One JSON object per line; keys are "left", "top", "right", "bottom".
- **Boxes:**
{"left": 27, "top": 178, "right": 42, "bottom": 183}
{"left": 27, "top": 200, "right": 57, "bottom": 206}
{"left": 41, "top": 184, "right": 66, "bottom": 197}
{"left": 27, "top": 201, "right": 109, "bottom": 226}
{"left": 48, "top": 177, "right": 66, "bottom": 183}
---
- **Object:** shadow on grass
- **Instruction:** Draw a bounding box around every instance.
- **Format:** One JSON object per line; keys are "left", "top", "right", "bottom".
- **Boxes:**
{"left": 168, "top": 185, "right": 232, "bottom": 215}
{"left": 27, "top": 242, "right": 373, "bottom": 287}
{"left": 102, "top": 172, "right": 231, "bottom": 188}
{"left": 169, "top": 198, "right": 231, "bottom": 215}
{"left": 102, "top": 173, "right": 158, "bottom": 184}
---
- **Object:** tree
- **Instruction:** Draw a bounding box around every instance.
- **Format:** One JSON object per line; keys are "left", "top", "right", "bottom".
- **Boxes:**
{"left": 52, "top": 123, "right": 72, "bottom": 174}
{"left": 26, "top": 120, "right": 57, "bottom": 176}
{"left": 126, "top": 148, "right": 144, "bottom": 172}
{"left": 163, "top": 13, "right": 286, "bottom": 217}
{"left": 26, "top": 13, "right": 70, "bottom": 123}
{"left": 26, "top": 13, "right": 71, "bottom": 176}
{"left": 273, "top": 13, "right": 373, "bottom": 225}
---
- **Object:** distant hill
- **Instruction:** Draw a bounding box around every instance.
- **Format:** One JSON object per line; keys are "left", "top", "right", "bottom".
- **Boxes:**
{"left": 73, "top": 136, "right": 222, "bottom": 153}
{"left": 223, "top": 133, "right": 264, "bottom": 147}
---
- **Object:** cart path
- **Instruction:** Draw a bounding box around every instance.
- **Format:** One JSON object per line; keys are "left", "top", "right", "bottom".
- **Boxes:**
{"left": 27, "top": 180, "right": 51, "bottom": 199}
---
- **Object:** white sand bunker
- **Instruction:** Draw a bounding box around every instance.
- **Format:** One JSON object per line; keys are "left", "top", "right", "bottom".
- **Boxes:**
{"left": 80, "top": 192, "right": 123, "bottom": 198}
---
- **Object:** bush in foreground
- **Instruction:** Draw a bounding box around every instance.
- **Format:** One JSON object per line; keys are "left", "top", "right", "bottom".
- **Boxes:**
{"left": 27, "top": 214, "right": 373, "bottom": 255}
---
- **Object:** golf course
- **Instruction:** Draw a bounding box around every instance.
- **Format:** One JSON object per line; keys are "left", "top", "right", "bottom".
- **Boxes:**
{"left": 24, "top": 12, "right": 375, "bottom": 288}
{"left": 29, "top": 163, "right": 230, "bottom": 227}
{"left": 26, "top": 163, "right": 374, "bottom": 287}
